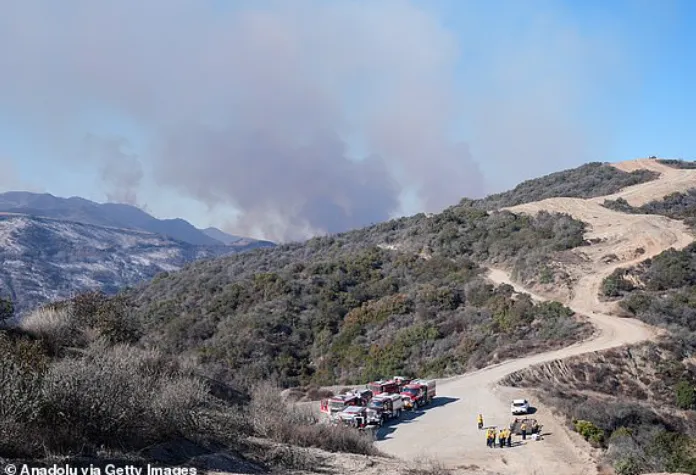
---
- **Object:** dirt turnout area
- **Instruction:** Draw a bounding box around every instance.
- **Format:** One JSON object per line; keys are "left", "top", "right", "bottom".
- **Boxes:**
{"left": 373, "top": 159, "right": 696, "bottom": 475}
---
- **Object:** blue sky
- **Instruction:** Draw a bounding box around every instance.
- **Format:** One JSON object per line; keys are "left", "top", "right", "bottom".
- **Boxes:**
{"left": 0, "top": 0, "right": 693, "bottom": 241}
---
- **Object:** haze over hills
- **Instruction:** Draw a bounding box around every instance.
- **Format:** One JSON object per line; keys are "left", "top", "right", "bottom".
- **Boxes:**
{"left": 0, "top": 191, "right": 275, "bottom": 248}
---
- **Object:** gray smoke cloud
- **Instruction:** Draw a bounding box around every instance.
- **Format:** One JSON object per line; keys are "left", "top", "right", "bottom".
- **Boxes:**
{"left": 0, "top": 0, "right": 485, "bottom": 241}
{"left": 85, "top": 134, "right": 144, "bottom": 206}
{"left": 0, "top": 0, "right": 646, "bottom": 241}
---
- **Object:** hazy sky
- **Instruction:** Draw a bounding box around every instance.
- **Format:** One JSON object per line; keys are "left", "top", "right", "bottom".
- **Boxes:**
{"left": 0, "top": 0, "right": 693, "bottom": 241}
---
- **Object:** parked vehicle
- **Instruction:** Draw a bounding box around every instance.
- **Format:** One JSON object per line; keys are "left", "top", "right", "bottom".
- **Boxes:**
{"left": 367, "top": 379, "right": 400, "bottom": 395}
{"left": 401, "top": 379, "right": 436, "bottom": 409}
{"left": 511, "top": 399, "right": 530, "bottom": 415}
{"left": 353, "top": 388, "right": 373, "bottom": 405}
{"left": 400, "top": 384, "right": 422, "bottom": 410}
{"left": 337, "top": 405, "right": 381, "bottom": 428}
{"left": 319, "top": 375, "right": 436, "bottom": 428}
{"left": 320, "top": 392, "right": 363, "bottom": 418}
{"left": 369, "top": 393, "right": 404, "bottom": 422}
{"left": 510, "top": 417, "right": 541, "bottom": 435}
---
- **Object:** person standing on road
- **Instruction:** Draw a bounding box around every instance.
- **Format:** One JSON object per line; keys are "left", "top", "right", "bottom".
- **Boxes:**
{"left": 498, "top": 429, "right": 506, "bottom": 448}
{"left": 477, "top": 413, "right": 484, "bottom": 430}
{"left": 521, "top": 421, "right": 527, "bottom": 440}
{"left": 506, "top": 429, "right": 512, "bottom": 447}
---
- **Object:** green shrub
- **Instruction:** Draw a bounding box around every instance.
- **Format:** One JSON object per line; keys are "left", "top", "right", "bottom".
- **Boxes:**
{"left": 609, "top": 426, "right": 633, "bottom": 440}
{"left": 573, "top": 419, "right": 605, "bottom": 446}
{"left": 613, "top": 457, "right": 642, "bottom": 475}
{"left": 601, "top": 268, "right": 635, "bottom": 297}
{"left": 647, "top": 431, "right": 696, "bottom": 473}
{"left": 675, "top": 380, "right": 695, "bottom": 409}
{"left": 658, "top": 159, "right": 696, "bottom": 169}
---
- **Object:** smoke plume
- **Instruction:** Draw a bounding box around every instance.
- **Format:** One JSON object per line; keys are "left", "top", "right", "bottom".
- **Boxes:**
{"left": 0, "top": 0, "right": 640, "bottom": 241}
{"left": 85, "top": 134, "right": 144, "bottom": 206}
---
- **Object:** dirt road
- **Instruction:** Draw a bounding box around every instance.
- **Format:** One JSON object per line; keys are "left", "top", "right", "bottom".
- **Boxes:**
{"left": 374, "top": 159, "right": 695, "bottom": 474}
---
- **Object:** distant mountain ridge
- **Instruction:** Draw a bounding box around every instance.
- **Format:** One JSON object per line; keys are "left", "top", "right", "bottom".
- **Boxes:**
{"left": 0, "top": 213, "right": 247, "bottom": 316}
{"left": 0, "top": 191, "right": 275, "bottom": 315}
{"left": 202, "top": 226, "right": 245, "bottom": 244}
{"left": 0, "top": 191, "right": 274, "bottom": 248}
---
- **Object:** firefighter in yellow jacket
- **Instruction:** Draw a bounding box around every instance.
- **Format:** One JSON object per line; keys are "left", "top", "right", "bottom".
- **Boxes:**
{"left": 498, "top": 429, "right": 506, "bottom": 448}
{"left": 477, "top": 413, "right": 484, "bottom": 430}
{"left": 486, "top": 428, "right": 494, "bottom": 448}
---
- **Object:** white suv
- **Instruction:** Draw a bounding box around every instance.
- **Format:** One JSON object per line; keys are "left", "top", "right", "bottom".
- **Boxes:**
{"left": 511, "top": 399, "right": 530, "bottom": 415}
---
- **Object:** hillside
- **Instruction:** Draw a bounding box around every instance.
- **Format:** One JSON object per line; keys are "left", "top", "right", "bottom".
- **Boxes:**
{"left": 0, "top": 191, "right": 274, "bottom": 248}
{"left": 125, "top": 208, "right": 592, "bottom": 388}
{"left": 0, "top": 158, "right": 689, "bottom": 475}
{"left": 0, "top": 214, "right": 239, "bottom": 316}
{"left": 470, "top": 161, "right": 659, "bottom": 210}
{"left": 113, "top": 160, "right": 658, "bottom": 389}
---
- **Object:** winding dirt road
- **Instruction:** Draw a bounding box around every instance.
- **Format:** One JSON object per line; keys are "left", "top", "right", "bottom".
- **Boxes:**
{"left": 374, "top": 159, "right": 696, "bottom": 474}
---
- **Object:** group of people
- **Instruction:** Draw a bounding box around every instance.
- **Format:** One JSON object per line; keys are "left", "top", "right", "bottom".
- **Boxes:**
{"left": 477, "top": 413, "right": 541, "bottom": 448}
{"left": 485, "top": 427, "right": 512, "bottom": 448}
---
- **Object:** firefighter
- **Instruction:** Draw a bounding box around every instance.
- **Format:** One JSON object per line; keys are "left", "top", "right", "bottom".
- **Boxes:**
{"left": 507, "top": 428, "right": 512, "bottom": 447}
{"left": 477, "top": 413, "right": 484, "bottom": 430}
{"left": 521, "top": 421, "right": 527, "bottom": 440}
{"left": 498, "top": 429, "right": 506, "bottom": 448}
{"left": 486, "top": 428, "right": 494, "bottom": 448}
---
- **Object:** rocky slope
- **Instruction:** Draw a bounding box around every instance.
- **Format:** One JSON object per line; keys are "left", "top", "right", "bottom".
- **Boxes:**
{"left": 0, "top": 214, "right": 250, "bottom": 316}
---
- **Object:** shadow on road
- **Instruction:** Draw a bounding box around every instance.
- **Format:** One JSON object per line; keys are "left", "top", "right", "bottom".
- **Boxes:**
{"left": 486, "top": 441, "right": 526, "bottom": 449}
{"left": 374, "top": 396, "right": 459, "bottom": 441}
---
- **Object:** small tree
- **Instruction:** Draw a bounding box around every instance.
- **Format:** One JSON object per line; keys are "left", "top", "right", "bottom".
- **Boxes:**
{"left": 675, "top": 380, "right": 695, "bottom": 409}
